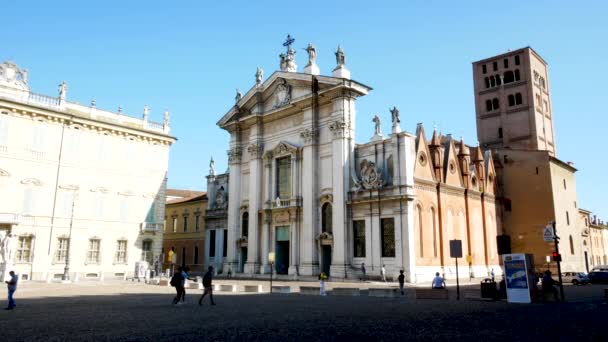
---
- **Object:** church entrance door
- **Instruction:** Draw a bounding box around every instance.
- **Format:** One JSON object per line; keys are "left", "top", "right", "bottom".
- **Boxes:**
{"left": 275, "top": 226, "right": 290, "bottom": 275}
{"left": 321, "top": 245, "right": 331, "bottom": 277}
{"left": 239, "top": 247, "right": 247, "bottom": 273}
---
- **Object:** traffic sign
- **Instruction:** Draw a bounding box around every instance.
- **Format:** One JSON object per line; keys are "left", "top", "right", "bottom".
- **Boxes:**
{"left": 543, "top": 226, "right": 555, "bottom": 242}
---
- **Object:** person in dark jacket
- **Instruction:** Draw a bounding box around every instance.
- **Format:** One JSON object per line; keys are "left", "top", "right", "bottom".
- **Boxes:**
{"left": 171, "top": 267, "right": 185, "bottom": 305}
{"left": 199, "top": 266, "right": 216, "bottom": 306}
{"left": 541, "top": 270, "right": 559, "bottom": 302}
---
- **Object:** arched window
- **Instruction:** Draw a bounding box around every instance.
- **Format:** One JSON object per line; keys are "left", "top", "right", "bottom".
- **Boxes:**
{"left": 492, "top": 98, "right": 500, "bottom": 110}
{"left": 321, "top": 203, "right": 332, "bottom": 233}
{"left": 486, "top": 100, "right": 492, "bottom": 112}
{"left": 495, "top": 74, "right": 502, "bottom": 86}
{"left": 503, "top": 71, "right": 515, "bottom": 84}
{"left": 416, "top": 205, "right": 424, "bottom": 257}
{"left": 569, "top": 235, "right": 574, "bottom": 255}
{"left": 484, "top": 77, "right": 490, "bottom": 88}
{"left": 514, "top": 55, "right": 520, "bottom": 65}
{"left": 241, "top": 212, "right": 249, "bottom": 237}
{"left": 431, "top": 207, "right": 438, "bottom": 257}
{"left": 514, "top": 69, "right": 521, "bottom": 81}
{"left": 508, "top": 94, "right": 515, "bottom": 106}
{"left": 490, "top": 76, "right": 496, "bottom": 87}
{"left": 503, "top": 58, "right": 509, "bottom": 68}
{"left": 515, "top": 93, "right": 522, "bottom": 105}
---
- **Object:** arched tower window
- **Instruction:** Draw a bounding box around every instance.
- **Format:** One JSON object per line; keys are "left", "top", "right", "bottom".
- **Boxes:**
{"left": 486, "top": 100, "right": 492, "bottom": 112}
{"left": 416, "top": 205, "right": 424, "bottom": 258}
{"left": 508, "top": 94, "right": 515, "bottom": 106}
{"left": 503, "top": 71, "right": 515, "bottom": 84}
{"left": 241, "top": 212, "right": 249, "bottom": 238}
{"left": 490, "top": 76, "right": 496, "bottom": 87}
{"left": 514, "top": 69, "right": 521, "bottom": 81}
{"left": 515, "top": 93, "right": 522, "bottom": 105}
{"left": 484, "top": 77, "right": 490, "bottom": 88}
{"left": 321, "top": 203, "right": 332, "bottom": 233}
{"left": 495, "top": 74, "right": 502, "bottom": 86}
{"left": 492, "top": 98, "right": 500, "bottom": 110}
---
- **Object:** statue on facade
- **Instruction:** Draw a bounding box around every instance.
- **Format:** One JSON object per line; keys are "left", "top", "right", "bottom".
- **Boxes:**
{"left": 58, "top": 81, "right": 67, "bottom": 101}
{"left": 255, "top": 67, "right": 263, "bottom": 86}
{"left": 235, "top": 88, "right": 242, "bottom": 103}
{"left": 357, "top": 159, "right": 384, "bottom": 190}
{"left": 279, "top": 53, "right": 287, "bottom": 71}
{"left": 1, "top": 232, "right": 15, "bottom": 265}
{"left": 304, "top": 43, "right": 317, "bottom": 67}
{"left": 335, "top": 45, "right": 346, "bottom": 67}
{"left": 390, "top": 106, "right": 401, "bottom": 133}
{"left": 20, "top": 69, "right": 28, "bottom": 84}
{"left": 0, "top": 231, "right": 6, "bottom": 263}
{"left": 163, "top": 109, "right": 170, "bottom": 126}
{"left": 372, "top": 115, "right": 382, "bottom": 136}
{"left": 143, "top": 105, "right": 149, "bottom": 121}
{"left": 279, "top": 34, "right": 297, "bottom": 72}
{"left": 209, "top": 157, "right": 215, "bottom": 176}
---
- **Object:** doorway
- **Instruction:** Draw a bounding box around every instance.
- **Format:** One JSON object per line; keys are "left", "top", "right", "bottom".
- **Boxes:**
{"left": 321, "top": 245, "right": 331, "bottom": 277}
{"left": 240, "top": 247, "right": 247, "bottom": 273}
{"left": 275, "top": 226, "right": 289, "bottom": 275}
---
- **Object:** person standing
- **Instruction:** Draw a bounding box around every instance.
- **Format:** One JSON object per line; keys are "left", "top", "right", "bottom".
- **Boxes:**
{"left": 319, "top": 272, "right": 328, "bottom": 296}
{"left": 491, "top": 268, "right": 495, "bottom": 282}
{"left": 361, "top": 263, "right": 366, "bottom": 281}
{"left": 199, "top": 266, "right": 216, "bottom": 306}
{"left": 541, "top": 270, "right": 559, "bottom": 302}
{"left": 4, "top": 271, "right": 18, "bottom": 310}
{"left": 398, "top": 270, "right": 405, "bottom": 296}
{"left": 381, "top": 265, "right": 387, "bottom": 282}
{"left": 432, "top": 272, "right": 446, "bottom": 289}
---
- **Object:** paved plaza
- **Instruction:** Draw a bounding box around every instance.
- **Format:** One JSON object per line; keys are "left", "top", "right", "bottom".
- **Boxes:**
{"left": 1, "top": 280, "right": 607, "bottom": 341}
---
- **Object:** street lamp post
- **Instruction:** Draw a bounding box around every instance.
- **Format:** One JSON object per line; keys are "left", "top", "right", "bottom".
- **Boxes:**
{"left": 62, "top": 193, "right": 77, "bottom": 282}
{"left": 551, "top": 221, "right": 566, "bottom": 302}
{"left": 269, "top": 252, "right": 275, "bottom": 294}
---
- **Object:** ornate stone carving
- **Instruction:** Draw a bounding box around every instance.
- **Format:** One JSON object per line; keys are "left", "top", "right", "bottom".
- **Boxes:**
{"left": 299, "top": 128, "right": 317, "bottom": 144}
{"left": 319, "top": 194, "right": 333, "bottom": 205}
{"left": 0, "top": 61, "right": 29, "bottom": 91}
{"left": 273, "top": 79, "right": 292, "bottom": 109}
{"left": 227, "top": 147, "right": 243, "bottom": 164}
{"left": 247, "top": 143, "right": 264, "bottom": 158}
{"left": 20, "top": 178, "right": 43, "bottom": 186}
{"left": 279, "top": 34, "right": 297, "bottom": 72}
{"left": 317, "top": 232, "right": 333, "bottom": 246}
{"left": 215, "top": 187, "right": 227, "bottom": 209}
{"left": 356, "top": 159, "right": 383, "bottom": 190}
{"left": 328, "top": 119, "right": 349, "bottom": 138}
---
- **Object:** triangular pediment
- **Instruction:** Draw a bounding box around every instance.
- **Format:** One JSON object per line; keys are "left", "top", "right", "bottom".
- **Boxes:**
{"left": 414, "top": 124, "right": 436, "bottom": 182}
{"left": 484, "top": 150, "right": 497, "bottom": 195}
{"left": 217, "top": 71, "right": 372, "bottom": 128}
{"left": 264, "top": 140, "right": 301, "bottom": 160}
{"left": 443, "top": 137, "right": 463, "bottom": 187}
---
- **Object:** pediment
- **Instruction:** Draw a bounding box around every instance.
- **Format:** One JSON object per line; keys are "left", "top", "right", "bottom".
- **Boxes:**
{"left": 413, "top": 125, "right": 436, "bottom": 182}
{"left": 442, "top": 137, "right": 463, "bottom": 187}
{"left": 217, "top": 71, "right": 372, "bottom": 128}
{"left": 264, "top": 140, "right": 301, "bottom": 159}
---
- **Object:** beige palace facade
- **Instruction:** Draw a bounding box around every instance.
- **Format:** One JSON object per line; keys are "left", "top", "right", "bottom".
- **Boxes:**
{"left": 0, "top": 61, "right": 175, "bottom": 282}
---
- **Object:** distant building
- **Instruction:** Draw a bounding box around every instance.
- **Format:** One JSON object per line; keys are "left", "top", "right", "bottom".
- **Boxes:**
{"left": 163, "top": 192, "right": 207, "bottom": 274}
{"left": 204, "top": 171, "right": 229, "bottom": 274}
{"left": 580, "top": 209, "right": 608, "bottom": 269}
{"left": 0, "top": 61, "right": 175, "bottom": 282}
{"left": 166, "top": 189, "right": 205, "bottom": 203}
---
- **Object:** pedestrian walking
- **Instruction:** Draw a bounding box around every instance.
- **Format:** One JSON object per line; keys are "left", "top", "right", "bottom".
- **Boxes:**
{"left": 398, "top": 270, "right": 405, "bottom": 296}
{"left": 319, "top": 272, "right": 328, "bottom": 296}
{"left": 381, "top": 264, "right": 387, "bottom": 282}
{"left": 170, "top": 267, "right": 185, "bottom": 305}
{"left": 199, "top": 266, "right": 216, "bottom": 306}
{"left": 181, "top": 267, "right": 195, "bottom": 303}
{"left": 361, "top": 263, "right": 366, "bottom": 281}
{"left": 4, "top": 271, "right": 18, "bottom": 310}
{"left": 432, "top": 272, "right": 446, "bottom": 289}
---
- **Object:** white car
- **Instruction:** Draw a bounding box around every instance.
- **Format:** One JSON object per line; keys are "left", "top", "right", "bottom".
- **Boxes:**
{"left": 561, "top": 272, "right": 589, "bottom": 285}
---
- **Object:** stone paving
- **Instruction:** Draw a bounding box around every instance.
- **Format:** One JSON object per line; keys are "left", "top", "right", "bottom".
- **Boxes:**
{"left": 1, "top": 280, "right": 607, "bottom": 341}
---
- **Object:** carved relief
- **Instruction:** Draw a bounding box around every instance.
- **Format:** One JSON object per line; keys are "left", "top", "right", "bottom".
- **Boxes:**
{"left": 227, "top": 147, "right": 243, "bottom": 164}
{"left": 355, "top": 159, "right": 383, "bottom": 190}
{"left": 21, "top": 178, "right": 44, "bottom": 186}
{"left": 215, "top": 187, "right": 227, "bottom": 209}
{"left": 274, "top": 211, "right": 290, "bottom": 224}
{"left": 328, "top": 119, "right": 349, "bottom": 138}
{"left": 299, "top": 128, "right": 317, "bottom": 144}
{"left": 273, "top": 78, "right": 292, "bottom": 109}
{"left": 247, "top": 143, "right": 263, "bottom": 159}
{"left": 319, "top": 194, "right": 333, "bottom": 205}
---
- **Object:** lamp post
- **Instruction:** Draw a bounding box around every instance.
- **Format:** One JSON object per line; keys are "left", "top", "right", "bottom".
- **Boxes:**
{"left": 62, "top": 192, "right": 77, "bottom": 282}
{"left": 551, "top": 221, "right": 566, "bottom": 302}
{"left": 269, "top": 252, "right": 275, "bottom": 294}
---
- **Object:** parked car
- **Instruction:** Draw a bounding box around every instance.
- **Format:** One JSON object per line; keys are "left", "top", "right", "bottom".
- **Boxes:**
{"left": 561, "top": 272, "right": 589, "bottom": 285}
{"left": 588, "top": 267, "right": 608, "bottom": 284}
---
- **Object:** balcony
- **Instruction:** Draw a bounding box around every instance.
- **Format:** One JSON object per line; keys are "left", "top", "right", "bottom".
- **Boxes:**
{"left": 0, "top": 213, "right": 21, "bottom": 224}
{"left": 272, "top": 199, "right": 291, "bottom": 209}
{"left": 140, "top": 222, "right": 164, "bottom": 234}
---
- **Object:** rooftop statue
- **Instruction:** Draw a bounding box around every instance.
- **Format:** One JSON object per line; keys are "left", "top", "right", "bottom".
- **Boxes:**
{"left": 335, "top": 45, "right": 346, "bottom": 67}
{"left": 390, "top": 106, "right": 400, "bottom": 124}
{"left": 58, "top": 81, "right": 67, "bottom": 100}
{"left": 255, "top": 67, "right": 263, "bottom": 86}
{"left": 209, "top": 157, "right": 215, "bottom": 176}
{"left": 305, "top": 43, "right": 317, "bottom": 67}
{"left": 373, "top": 115, "right": 382, "bottom": 136}
{"left": 235, "top": 88, "right": 242, "bottom": 103}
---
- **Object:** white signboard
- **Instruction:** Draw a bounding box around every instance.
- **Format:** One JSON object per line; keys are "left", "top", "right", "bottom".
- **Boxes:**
{"left": 503, "top": 254, "right": 533, "bottom": 303}
{"left": 543, "top": 226, "right": 555, "bottom": 242}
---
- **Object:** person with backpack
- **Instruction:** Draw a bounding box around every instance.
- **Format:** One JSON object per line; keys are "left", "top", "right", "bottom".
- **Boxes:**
{"left": 170, "top": 267, "right": 185, "bottom": 305}
{"left": 199, "top": 266, "right": 216, "bottom": 306}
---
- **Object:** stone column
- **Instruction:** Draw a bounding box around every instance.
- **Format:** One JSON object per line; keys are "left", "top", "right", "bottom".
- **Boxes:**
{"left": 371, "top": 206, "right": 382, "bottom": 271}
{"left": 245, "top": 142, "right": 263, "bottom": 274}
{"left": 260, "top": 211, "right": 271, "bottom": 274}
{"left": 401, "top": 200, "right": 416, "bottom": 282}
{"left": 299, "top": 128, "right": 318, "bottom": 276}
{"left": 223, "top": 144, "right": 242, "bottom": 273}
{"left": 288, "top": 210, "right": 299, "bottom": 275}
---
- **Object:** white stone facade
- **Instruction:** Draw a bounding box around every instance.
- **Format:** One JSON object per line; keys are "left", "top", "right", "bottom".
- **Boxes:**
{"left": 0, "top": 61, "right": 175, "bottom": 281}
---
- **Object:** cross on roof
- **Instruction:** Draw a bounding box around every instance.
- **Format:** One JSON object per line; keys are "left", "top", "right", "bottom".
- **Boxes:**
{"left": 283, "top": 34, "right": 295, "bottom": 49}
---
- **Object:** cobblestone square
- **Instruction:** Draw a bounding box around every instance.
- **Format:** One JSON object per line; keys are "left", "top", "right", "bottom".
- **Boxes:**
{"left": 1, "top": 280, "right": 606, "bottom": 341}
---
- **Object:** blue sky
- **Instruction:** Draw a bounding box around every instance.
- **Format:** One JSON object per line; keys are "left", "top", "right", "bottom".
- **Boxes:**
{"left": 3, "top": 1, "right": 607, "bottom": 218}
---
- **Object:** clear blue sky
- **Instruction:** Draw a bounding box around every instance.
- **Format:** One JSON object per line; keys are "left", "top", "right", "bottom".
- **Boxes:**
{"left": 3, "top": 1, "right": 607, "bottom": 218}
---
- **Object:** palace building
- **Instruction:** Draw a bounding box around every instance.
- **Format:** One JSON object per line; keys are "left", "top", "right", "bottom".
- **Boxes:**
{"left": 212, "top": 38, "right": 502, "bottom": 282}
{"left": 0, "top": 61, "right": 175, "bottom": 282}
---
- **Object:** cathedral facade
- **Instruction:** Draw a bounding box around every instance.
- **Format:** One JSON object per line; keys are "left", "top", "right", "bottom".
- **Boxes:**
{"left": 214, "top": 39, "right": 501, "bottom": 282}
